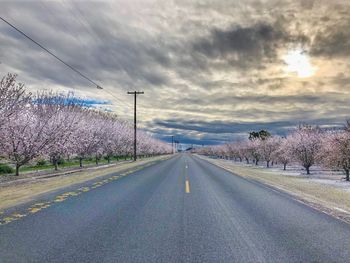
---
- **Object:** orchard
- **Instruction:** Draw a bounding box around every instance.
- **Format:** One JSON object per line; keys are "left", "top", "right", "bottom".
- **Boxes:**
{"left": 0, "top": 73, "right": 172, "bottom": 175}
{"left": 197, "top": 125, "right": 350, "bottom": 181}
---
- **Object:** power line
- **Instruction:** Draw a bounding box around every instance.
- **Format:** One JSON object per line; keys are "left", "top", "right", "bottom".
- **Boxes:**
{"left": 103, "top": 88, "right": 133, "bottom": 110}
{"left": 0, "top": 14, "right": 133, "bottom": 111}
{"left": 61, "top": 3, "right": 133, "bottom": 109}
{"left": 0, "top": 15, "right": 101, "bottom": 88}
{"left": 55, "top": 4, "right": 132, "bottom": 108}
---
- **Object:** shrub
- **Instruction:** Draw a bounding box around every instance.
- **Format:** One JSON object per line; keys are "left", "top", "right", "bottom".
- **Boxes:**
{"left": 57, "top": 158, "right": 65, "bottom": 165}
{"left": 36, "top": 159, "right": 47, "bottom": 166}
{"left": 0, "top": 164, "right": 14, "bottom": 174}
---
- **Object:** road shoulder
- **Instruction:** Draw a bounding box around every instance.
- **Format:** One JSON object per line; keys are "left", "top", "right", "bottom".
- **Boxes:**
{"left": 0, "top": 155, "right": 171, "bottom": 211}
{"left": 195, "top": 154, "right": 350, "bottom": 224}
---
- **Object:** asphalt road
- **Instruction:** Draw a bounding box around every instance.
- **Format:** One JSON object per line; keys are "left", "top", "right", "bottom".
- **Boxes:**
{"left": 1, "top": 153, "right": 350, "bottom": 262}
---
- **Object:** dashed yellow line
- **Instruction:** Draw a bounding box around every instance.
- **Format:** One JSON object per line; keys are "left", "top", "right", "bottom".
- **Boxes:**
{"left": 0, "top": 167, "right": 140, "bottom": 226}
{"left": 185, "top": 180, "right": 190, "bottom": 193}
{"left": 2, "top": 217, "right": 15, "bottom": 223}
{"left": 12, "top": 213, "right": 25, "bottom": 218}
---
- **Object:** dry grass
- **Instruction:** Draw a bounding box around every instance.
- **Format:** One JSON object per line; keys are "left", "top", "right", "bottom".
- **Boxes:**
{"left": 0, "top": 155, "right": 170, "bottom": 210}
{"left": 198, "top": 155, "right": 350, "bottom": 219}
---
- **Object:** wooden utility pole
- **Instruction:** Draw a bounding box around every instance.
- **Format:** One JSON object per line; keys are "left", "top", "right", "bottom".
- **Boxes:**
{"left": 127, "top": 91, "right": 144, "bottom": 161}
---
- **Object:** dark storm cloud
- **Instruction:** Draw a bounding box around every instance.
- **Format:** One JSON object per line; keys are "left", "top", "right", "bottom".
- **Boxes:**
{"left": 0, "top": 1, "right": 171, "bottom": 88}
{"left": 1, "top": 0, "right": 350, "bottom": 145}
{"left": 143, "top": 126, "right": 232, "bottom": 145}
{"left": 310, "top": 6, "right": 350, "bottom": 57}
{"left": 154, "top": 117, "right": 344, "bottom": 137}
{"left": 312, "top": 28, "right": 350, "bottom": 57}
{"left": 300, "top": 0, "right": 315, "bottom": 9}
{"left": 155, "top": 119, "right": 294, "bottom": 134}
{"left": 205, "top": 93, "right": 349, "bottom": 106}
{"left": 191, "top": 21, "right": 303, "bottom": 69}
{"left": 194, "top": 23, "right": 284, "bottom": 55}
{"left": 162, "top": 135, "right": 225, "bottom": 146}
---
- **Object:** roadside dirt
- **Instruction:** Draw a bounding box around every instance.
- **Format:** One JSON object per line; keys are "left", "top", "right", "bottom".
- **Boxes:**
{"left": 0, "top": 155, "right": 170, "bottom": 210}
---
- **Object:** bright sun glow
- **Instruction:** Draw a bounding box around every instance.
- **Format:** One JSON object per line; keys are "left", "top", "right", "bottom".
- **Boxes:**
{"left": 283, "top": 48, "right": 316, "bottom": 78}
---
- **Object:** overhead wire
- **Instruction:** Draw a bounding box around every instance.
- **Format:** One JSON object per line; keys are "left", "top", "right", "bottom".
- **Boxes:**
{"left": 66, "top": 1, "right": 152, "bottom": 113}
{"left": 0, "top": 12, "right": 134, "bottom": 116}
{"left": 61, "top": 0, "right": 134, "bottom": 109}
{"left": 0, "top": 15, "right": 101, "bottom": 88}
{"left": 64, "top": 1, "right": 156, "bottom": 120}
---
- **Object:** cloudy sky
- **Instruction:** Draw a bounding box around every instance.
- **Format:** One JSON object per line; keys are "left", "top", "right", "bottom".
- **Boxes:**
{"left": 1, "top": 0, "right": 350, "bottom": 145}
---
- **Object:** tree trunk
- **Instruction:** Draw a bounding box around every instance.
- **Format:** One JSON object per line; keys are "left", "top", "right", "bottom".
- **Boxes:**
{"left": 79, "top": 158, "right": 83, "bottom": 168}
{"left": 245, "top": 158, "right": 249, "bottom": 164}
{"left": 283, "top": 163, "right": 287, "bottom": 170}
{"left": 255, "top": 159, "right": 259, "bottom": 165}
{"left": 95, "top": 156, "right": 99, "bottom": 165}
{"left": 266, "top": 160, "right": 270, "bottom": 168}
{"left": 346, "top": 170, "right": 349, "bottom": 181}
{"left": 15, "top": 164, "right": 20, "bottom": 176}
{"left": 53, "top": 157, "right": 58, "bottom": 171}
{"left": 306, "top": 166, "right": 310, "bottom": 175}
{"left": 107, "top": 156, "right": 111, "bottom": 164}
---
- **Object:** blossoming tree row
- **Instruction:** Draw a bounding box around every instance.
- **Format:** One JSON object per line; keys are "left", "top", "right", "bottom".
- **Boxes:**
{"left": 0, "top": 73, "right": 172, "bottom": 175}
{"left": 197, "top": 124, "right": 350, "bottom": 181}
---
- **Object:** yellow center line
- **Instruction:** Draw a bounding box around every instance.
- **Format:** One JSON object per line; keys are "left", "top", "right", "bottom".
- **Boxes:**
{"left": 0, "top": 171, "right": 133, "bottom": 226}
{"left": 185, "top": 180, "right": 190, "bottom": 193}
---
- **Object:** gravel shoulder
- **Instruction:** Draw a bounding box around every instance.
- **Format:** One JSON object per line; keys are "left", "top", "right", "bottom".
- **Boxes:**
{"left": 0, "top": 155, "right": 171, "bottom": 210}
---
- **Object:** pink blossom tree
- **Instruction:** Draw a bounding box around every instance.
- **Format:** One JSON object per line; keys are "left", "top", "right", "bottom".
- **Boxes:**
{"left": 259, "top": 137, "right": 280, "bottom": 168}
{"left": 320, "top": 131, "right": 350, "bottom": 181}
{"left": 41, "top": 95, "right": 85, "bottom": 170}
{"left": 273, "top": 137, "right": 291, "bottom": 170}
{"left": 1, "top": 93, "right": 74, "bottom": 175}
{"left": 287, "top": 125, "right": 321, "bottom": 175}
{"left": 73, "top": 111, "right": 106, "bottom": 167}
{"left": 247, "top": 139, "right": 262, "bottom": 165}
{"left": 0, "top": 73, "right": 181, "bottom": 175}
{"left": 237, "top": 141, "right": 250, "bottom": 164}
{"left": 99, "top": 116, "right": 120, "bottom": 163}
{"left": 0, "top": 73, "right": 31, "bottom": 127}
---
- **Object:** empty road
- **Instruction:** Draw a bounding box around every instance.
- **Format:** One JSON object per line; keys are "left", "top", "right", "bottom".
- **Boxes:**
{"left": 1, "top": 153, "right": 350, "bottom": 262}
